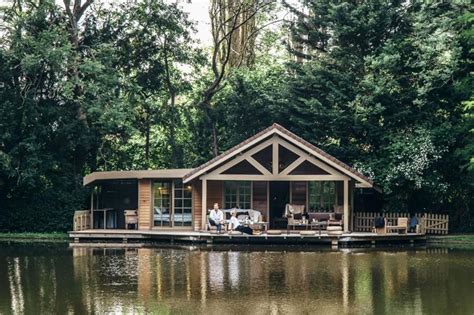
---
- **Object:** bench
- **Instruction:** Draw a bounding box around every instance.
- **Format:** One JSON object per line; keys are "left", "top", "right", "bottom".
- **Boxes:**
{"left": 386, "top": 217, "right": 408, "bottom": 234}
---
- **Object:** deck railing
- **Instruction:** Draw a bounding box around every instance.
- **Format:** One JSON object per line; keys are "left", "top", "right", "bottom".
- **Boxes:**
{"left": 353, "top": 212, "right": 449, "bottom": 235}
{"left": 73, "top": 210, "right": 91, "bottom": 231}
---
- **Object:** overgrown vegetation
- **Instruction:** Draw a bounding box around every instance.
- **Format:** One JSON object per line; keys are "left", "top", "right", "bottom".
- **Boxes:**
{"left": 0, "top": 0, "right": 472, "bottom": 232}
{"left": 0, "top": 232, "right": 68, "bottom": 240}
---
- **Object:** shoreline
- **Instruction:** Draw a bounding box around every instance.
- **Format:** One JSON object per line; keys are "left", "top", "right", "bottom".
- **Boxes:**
{"left": 426, "top": 234, "right": 474, "bottom": 249}
{"left": 0, "top": 232, "right": 69, "bottom": 242}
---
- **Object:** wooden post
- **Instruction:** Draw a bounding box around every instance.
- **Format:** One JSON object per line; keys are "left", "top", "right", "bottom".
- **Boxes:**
{"left": 343, "top": 179, "right": 349, "bottom": 232}
{"left": 350, "top": 181, "right": 354, "bottom": 232}
{"left": 266, "top": 181, "right": 270, "bottom": 223}
{"left": 201, "top": 179, "right": 207, "bottom": 231}
{"left": 272, "top": 139, "right": 278, "bottom": 175}
{"left": 90, "top": 188, "right": 94, "bottom": 230}
{"left": 171, "top": 180, "right": 175, "bottom": 228}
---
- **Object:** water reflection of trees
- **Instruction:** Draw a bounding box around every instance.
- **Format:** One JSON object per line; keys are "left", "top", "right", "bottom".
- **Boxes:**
{"left": 1, "top": 245, "right": 473, "bottom": 314}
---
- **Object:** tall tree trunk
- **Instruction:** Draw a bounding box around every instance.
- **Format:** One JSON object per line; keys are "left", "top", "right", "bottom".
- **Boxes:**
{"left": 212, "top": 121, "right": 219, "bottom": 157}
{"left": 63, "top": 0, "right": 94, "bottom": 184}
{"left": 203, "top": 0, "right": 268, "bottom": 157}
{"left": 211, "top": 0, "right": 258, "bottom": 69}
{"left": 163, "top": 37, "right": 183, "bottom": 167}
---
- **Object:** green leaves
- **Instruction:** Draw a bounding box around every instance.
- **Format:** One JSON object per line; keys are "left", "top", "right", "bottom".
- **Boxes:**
{"left": 283, "top": 0, "right": 473, "bottom": 221}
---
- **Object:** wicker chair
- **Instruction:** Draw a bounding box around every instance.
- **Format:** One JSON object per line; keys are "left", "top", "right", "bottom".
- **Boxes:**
{"left": 285, "top": 204, "right": 305, "bottom": 226}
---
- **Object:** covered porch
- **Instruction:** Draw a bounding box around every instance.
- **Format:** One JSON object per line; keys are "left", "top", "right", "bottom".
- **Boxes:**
{"left": 195, "top": 179, "right": 354, "bottom": 231}
{"left": 185, "top": 124, "right": 376, "bottom": 232}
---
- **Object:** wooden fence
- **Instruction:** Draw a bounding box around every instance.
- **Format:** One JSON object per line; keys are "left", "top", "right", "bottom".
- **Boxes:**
{"left": 353, "top": 212, "right": 449, "bottom": 235}
{"left": 73, "top": 210, "right": 91, "bottom": 231}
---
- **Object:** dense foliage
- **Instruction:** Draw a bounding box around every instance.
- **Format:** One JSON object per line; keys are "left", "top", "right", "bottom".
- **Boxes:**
{"left": 0, "top": 0, "right": 472, "bottom": 232}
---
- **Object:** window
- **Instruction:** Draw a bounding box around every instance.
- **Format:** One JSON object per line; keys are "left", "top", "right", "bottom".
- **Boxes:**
{"left": 153, "top": 181, "right": 171, "bottom": 227}
{"left": 308, "top": 181, "right": 336, "bottom": 212}
{"left": 174, "top": 180, "right": 192, "bottom": 227}
{"left": 224, "top": 181, "right": 251, "bottom": 209}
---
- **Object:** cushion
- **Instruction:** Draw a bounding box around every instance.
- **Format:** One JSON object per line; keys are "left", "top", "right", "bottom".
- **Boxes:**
{"left": 237, "top": 215, "right": 249, "bottom": 221}
{"left": 374, "top": 217, "right": 385, "bottom": 228}
{"left": 267, "top": 230, "right": 282, "bottom": 235}
{"left": 309, "top": 213, "right": 330, "bottom": 221}
{"left": 229, "top": 231, "right": 242, "bottom": 235}
{"left": 327, "top": 226, "right": 343, "bottom": 231}
{"left": 328, "top": 230, "right": 344, "bottom": 235}
{"left": 300, "top": 231, "right": 316, "bottom": 236}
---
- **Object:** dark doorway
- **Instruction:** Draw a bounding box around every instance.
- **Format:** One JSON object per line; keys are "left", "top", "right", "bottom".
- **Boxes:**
{"left": 269, "top": 181, "right": 290, "bottom": 228}
{"left": 95, "top": 180, "right": 138, "bottom": 229}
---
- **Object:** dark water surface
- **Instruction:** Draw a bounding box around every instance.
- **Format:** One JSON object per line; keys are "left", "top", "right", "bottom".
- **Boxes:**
{"left": 0, "top": 243, "right": 473, "bottom": 315}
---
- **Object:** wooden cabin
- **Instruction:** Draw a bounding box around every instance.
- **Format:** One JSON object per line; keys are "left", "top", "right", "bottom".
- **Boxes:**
{"left": 80, "top": 124, "right": 376, "bottom": 233}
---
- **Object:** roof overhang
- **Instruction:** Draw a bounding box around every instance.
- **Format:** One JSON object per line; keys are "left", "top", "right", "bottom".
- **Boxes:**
{"left": 183, "top": 124, "right": 377, "bottom": 190}
{"left": 83, "top": 169, "right": 194, "bottom": 186}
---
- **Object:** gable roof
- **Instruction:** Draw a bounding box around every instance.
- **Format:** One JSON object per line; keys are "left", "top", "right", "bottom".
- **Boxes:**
{"left": 183, "top": 123, "right": 376, "bottom": 189}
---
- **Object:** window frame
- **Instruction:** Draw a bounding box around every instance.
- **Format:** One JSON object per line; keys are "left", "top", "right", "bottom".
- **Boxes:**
{"left": 308, "top": 181, "right": 337, "bottom": 212}
{"left": 224, "top": 181, "right": 252, "bottom": 209}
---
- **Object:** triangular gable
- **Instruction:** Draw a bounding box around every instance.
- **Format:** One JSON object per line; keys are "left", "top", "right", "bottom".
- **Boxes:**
{"left": 289, "top": 160, "right": 329, "bottom": 175}
{"left": 183, "top": 124, "right": 375, "bottom": 188}
{"left": 221, "top": 160, "right": 263, "bottom": 175}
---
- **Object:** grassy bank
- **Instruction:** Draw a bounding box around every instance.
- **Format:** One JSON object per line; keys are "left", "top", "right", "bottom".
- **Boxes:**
{"left": 427, "top": 234, "right": 474, "bottom": 249}
{"left": 428, "top": 234, "right": 474, "bottom": 243}
{"left": 0, "top": 232, "right": 69, "bottom": 241}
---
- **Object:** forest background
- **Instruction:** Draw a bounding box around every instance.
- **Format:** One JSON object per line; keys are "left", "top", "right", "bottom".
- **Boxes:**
{"left": 0, "top": 0, "right": 472, "bottom": 232}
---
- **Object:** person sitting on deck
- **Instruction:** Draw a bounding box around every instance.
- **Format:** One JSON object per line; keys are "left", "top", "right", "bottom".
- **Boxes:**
{"left": 409, "top": 214, "right": 418, "bottom": 233}
{"left": 374, "top": 213, "right": 385, "bottom": 229}
{"left": 229, "top": 210, "right": 253, "bottom": 235}
{"left": 209, "top": 203, "right": 225, "bottom": 234}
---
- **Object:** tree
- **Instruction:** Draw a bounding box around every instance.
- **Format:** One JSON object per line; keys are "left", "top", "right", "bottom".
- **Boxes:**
{"left": 89, "top": 0, "right": 205, "bottom": 168}
{"left": 284, "top": 0, "right": 473, "bottom": 230}
{"left": 197, "top": 0, "right": 274, "bottom": 157}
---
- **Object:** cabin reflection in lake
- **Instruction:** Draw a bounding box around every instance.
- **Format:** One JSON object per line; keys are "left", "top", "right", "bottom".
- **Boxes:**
{"left": 1, "top": 244, "right": 473, "bottom": 314}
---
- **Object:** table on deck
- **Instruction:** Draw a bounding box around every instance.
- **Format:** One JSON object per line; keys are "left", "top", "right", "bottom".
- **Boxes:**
{"left": 287, "top": 221, "right": 328, "bottom": 235}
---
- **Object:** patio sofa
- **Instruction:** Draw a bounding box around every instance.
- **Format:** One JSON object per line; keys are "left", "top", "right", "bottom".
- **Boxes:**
{"left": 206, "top": 209, "right": 263, "bottom": 232}
{"left": 307, "top": 212, "right": 344, "bottom": 228}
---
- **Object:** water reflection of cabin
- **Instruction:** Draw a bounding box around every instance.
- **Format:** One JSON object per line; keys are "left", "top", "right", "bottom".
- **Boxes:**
{"left": 83, "top": 124, "right": 377, "bottom": 232}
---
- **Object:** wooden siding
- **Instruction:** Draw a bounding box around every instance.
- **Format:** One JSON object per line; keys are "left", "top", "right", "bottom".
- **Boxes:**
{"left": 291, "top": 181, "right": 306, "bottom": 206}
{"left": 207, "top": 180, "right": 223, "bottom": 209}
{"left": 138, "top": 179, "right": 152, "bottom": 230}
{"left": 253, "top": 181, "right": 268, "bottom": 221}
{"left": 192, "top": 181, "right": 202, "bottom": 231}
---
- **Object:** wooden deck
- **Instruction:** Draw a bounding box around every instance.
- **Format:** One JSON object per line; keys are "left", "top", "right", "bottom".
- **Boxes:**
{"left": 69, "top": 229, "right": 426, "bottom": 247}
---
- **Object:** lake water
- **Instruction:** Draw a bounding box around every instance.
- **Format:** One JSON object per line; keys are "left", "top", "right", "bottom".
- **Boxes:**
{"left": 0, "top": 243, "right": 473, "bottom": 314}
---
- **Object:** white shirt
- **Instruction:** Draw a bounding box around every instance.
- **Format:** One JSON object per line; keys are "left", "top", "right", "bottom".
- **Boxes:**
{"left": 229, "top": 216, "right": 240, "bottom": 229}
{"left": 210, "top": 209, "right": 224, "bottom": 223}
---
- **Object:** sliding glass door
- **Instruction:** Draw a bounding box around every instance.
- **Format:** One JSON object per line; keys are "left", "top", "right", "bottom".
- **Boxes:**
{"left": 153, "top": 181, "right": 171, "bottom": 227}
{"left": 153, "top": 180, "right": 193, "bottom": 228}
{"left": 173, "top": 181, "right": 192, "bottom": 227}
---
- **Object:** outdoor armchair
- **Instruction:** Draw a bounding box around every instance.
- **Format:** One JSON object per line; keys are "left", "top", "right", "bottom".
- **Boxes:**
{"left": 285, "top": 204, "right": 305, "bottom": 226}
